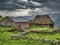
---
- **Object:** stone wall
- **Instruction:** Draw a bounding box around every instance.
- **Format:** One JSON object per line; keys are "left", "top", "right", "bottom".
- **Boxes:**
{"left": 1, "top": 17, "right": 13, "bottom": 26}
{"left": 13, "top": 22, "right": 30, "bottom": 30}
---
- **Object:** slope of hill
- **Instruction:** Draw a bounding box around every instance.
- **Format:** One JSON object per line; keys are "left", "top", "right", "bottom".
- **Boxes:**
{"left": 0, "top": 16, "right": 3, "bottom": 22}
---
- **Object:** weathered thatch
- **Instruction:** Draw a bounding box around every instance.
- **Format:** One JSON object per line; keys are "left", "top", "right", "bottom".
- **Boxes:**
{"left": 31, "top": 15, "right": 54, "bottom": 24}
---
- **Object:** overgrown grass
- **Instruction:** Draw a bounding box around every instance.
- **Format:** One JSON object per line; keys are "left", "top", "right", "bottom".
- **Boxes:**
{"left": 0, "top": 32, "right": 52, "bottom": 45}
{"left": 0, "top": 17, "right": 3, "bottom": 21}
{"left": 25, "top": 25, "right": 57, "bottom": 31}
{"left": 0, "top": 25, "right": 54, "bottom": 45}
{"left": 0, "top": 25, "right": 16, "bottom": 32}
{"left": 0, "top": 24, "right": 59, "bottom": 45}
{"left": 26, "top": 33, "right": 60, "bottom": 40}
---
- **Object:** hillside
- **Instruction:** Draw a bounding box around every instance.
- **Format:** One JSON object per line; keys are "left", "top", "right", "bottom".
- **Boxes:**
{"left": 0, "top": 24, "right": 60, "bottom": 45}
{"left": 0, "top": 16, "right": 3, "bottom": 22}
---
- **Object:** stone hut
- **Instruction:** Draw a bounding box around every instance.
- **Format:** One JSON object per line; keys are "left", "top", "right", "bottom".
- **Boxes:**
{"left": 31, "top": 15, "right": 54, "bottom": 28}
{"left": 1, "top": 16, "right": 30, "bottom": 30}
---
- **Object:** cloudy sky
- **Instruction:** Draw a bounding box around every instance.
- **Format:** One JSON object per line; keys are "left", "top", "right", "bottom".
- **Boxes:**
{"left": 0, "top": 0, "right": 60, "bottom": 16}
{"left": 0, "top": 0, "right": 60, "bottom": 28}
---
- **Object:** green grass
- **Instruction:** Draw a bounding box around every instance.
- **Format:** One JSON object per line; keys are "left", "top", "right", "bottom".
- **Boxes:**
{"left": 0, "top": 24, "right": 59, "bottom": 45}
{"left": 25, "top": 25, "right": 57, "bottom": 31}
{"left": 26, "top": 33, "right": 60, "bottom": 40}
{"left": 0, "top": 25, "right": 54, "bottom": 45}
{"left": 0, "top": 25, "right": 16, "bottom": 32}
{"left": 0, "top": 32, "right": 52, "bottom": 45}
{"left": 0, "top": 17, "right": 3, "bottom": 21}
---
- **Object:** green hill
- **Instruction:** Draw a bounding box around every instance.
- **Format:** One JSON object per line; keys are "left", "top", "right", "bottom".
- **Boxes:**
{"left": 0, "top": 16, "right": 3, "bottom": 22}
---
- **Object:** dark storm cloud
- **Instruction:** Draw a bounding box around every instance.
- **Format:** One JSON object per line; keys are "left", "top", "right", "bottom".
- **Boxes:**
{"left": 0, "top": 0, "right": 59, "bottom": 10}
{"left": 0, "top": 0, "right": 43, "bottom": 10}
{"left": 0, "top": 0, "right": 6, "bottom": 2}
{"left": 30, "top": 0, "right": 60, "bottom": 11}
{"left": 31, "top": 0, "right": 60, "bottom": 10}
{"left": 31, "top": 0, "right": 60, "bottom": 2}
{"left": 42, "top": 2, "right": 60, "bottom": 11}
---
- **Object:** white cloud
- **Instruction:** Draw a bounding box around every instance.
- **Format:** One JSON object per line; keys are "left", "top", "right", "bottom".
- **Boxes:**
{"left": 29, "top": 7, "right": 51, "bottom": 15}
{"left": 0, "top": 9, "right": 32, "bottom": 17}
{"left": 0, "top": 6, "right": 54, "bottom": 17}
{"left": 0, "top": 7, "right": 52, "bottom": 17}
{"left": 30, "top": 1, "right": 42, "bottom": 6}
{"left": 18, "top": 0, "right": 28, "bottom": 2}
{"left": 23, "top": 0, "right": 28, "bottom": 2}
{"left": 51, "top": 11, "right": 60, "bottom": 14}
{"left": 15, "top": 3, "right": 26, "bottom": 8}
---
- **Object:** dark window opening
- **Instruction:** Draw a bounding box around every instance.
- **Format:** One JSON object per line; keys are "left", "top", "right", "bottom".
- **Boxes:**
{"left": 50, "top": 24, "right": 54, "bottom": 28}
{"left": 19, "top": 25, "right": 21, "bottom": 28}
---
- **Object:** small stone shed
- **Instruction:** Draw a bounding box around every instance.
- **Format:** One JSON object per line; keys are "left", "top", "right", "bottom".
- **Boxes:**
{"left": 31, "top": 15, "right": 54, "bottom": 28}
{"left": 1, "top": 16, "right": 30, "bottom": 29}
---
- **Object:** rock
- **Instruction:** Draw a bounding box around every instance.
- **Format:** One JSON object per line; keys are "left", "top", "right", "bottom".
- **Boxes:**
{"left": 40, "top": 38, "right": 45, "bottom": 43}
{"left": 19, "top": 29, "right": 24, "bottom": 32}
{"left": 20, "top": 32, "right": 27, "bottom": 35}
{"left": 12, "top": 34, "right": 23, "bottom": 39}
{"left": 53, "top": 40, "right": 59, "bottom": 44}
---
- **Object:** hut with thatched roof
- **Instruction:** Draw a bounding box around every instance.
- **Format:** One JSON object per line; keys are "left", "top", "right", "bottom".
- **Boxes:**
{"left": 31, "top": 15, "right": 54, "bottom": 28}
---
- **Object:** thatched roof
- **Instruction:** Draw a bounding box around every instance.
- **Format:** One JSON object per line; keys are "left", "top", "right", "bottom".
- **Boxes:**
{"left": 9, "top": 17, "right": 29, "bottom": 22}
{"left": 2, "top": 14, "right": 54, "bottom": 24}
{"left": 31, "top": 15, "right": 54, "bottom": 24}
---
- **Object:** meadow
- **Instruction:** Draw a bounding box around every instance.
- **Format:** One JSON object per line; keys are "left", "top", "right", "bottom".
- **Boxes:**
{"left": 0, "top": 17, "right": 3, "bottom": 22}
{"left": 26, "top": 32, "right": 60, "bottom": 40}
{"left": 0, "top": 26, "right": 52, "bottom": 45}
{"left": 25, "top": 25, "right": 57, "bottom": 31}
{"left": 0, "top": 25, "right": 60, "bottom": 45}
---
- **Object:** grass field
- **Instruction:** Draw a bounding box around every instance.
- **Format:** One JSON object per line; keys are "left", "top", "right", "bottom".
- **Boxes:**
{"left": 26, "top": 33, "right": 60, "bottom": 40}
{"left": 25, "top": 26, "right": 60, "bottom": 40}
{"left": 25, "top": 25, "right": 57, "bottom": 31}
{"left": 0, "top": 25, "right": 15, "bottom": 31}
{"left": 0, "top": 25, "right": 60, "bottom": 45}
{"left": 0, "top": 31, "right": 52, "bottom": 45}
{"left": 0, "top": 17, "right": 3, "bottom": 22}
{"left": 0, "top": 32, "right": 52, "bottom": 45}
